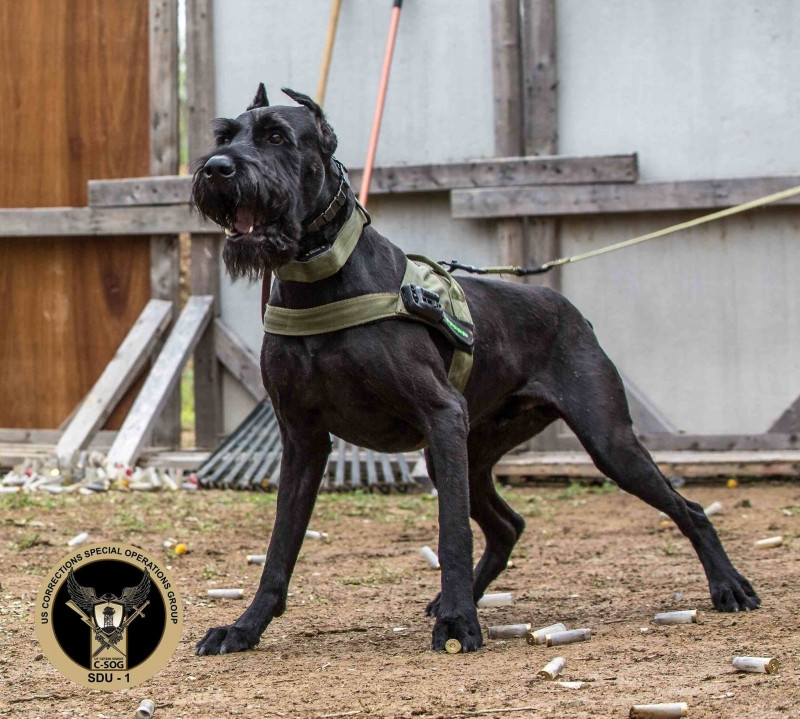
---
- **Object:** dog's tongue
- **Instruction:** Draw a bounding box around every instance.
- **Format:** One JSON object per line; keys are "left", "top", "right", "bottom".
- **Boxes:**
{"left": 234, "top": 208, "right": 255, "bottom": 234}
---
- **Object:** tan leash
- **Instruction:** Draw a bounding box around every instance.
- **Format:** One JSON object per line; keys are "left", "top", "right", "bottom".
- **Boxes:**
{"left": 444, "top": 184, "right": 800, "bottom": 276}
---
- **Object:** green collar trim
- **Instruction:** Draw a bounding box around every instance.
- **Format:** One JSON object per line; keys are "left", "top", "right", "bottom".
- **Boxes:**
{"left": 274, "top": 205, "right": 366, "bottom": 283}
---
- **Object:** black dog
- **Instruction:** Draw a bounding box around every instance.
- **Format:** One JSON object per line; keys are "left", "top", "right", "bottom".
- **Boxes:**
{"left": 191, "top": 85, "right": 759, "bottom": 655}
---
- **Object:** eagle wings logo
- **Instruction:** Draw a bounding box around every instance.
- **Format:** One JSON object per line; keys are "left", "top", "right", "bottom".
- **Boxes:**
{"left": 66, "top": 569, "right": 151, "bottom": 659}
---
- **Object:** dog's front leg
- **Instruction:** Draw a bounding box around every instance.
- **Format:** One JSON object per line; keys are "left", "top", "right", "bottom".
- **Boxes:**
{"left": 425, "top": 393, "right": 483, "bottom": 653}
{"left": 196, "top": 430, "right": 330, "bottom": 655}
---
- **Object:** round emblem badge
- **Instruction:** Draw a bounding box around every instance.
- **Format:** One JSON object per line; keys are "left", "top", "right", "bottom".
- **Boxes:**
{"left": 35, "top": 543, "right": 183, "bottom": 689}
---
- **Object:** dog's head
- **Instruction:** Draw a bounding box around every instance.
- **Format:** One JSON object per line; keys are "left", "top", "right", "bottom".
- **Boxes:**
{"left": 191, "top": 84, "right": 339, "bottom": 279}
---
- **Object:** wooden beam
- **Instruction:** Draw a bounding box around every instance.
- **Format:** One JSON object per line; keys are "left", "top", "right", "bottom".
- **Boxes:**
{"left": 556, "top": 432, "right": 800, "bottom": 452}
{"left": 86, "top": 155, "right": 639, "bottom": 207}
{"left": 620, "top": 372, "right": 677, "bottom": 435}
{"left": 106, "top": 295, "right": 214, "bottom": 467}
{"left": 0, "top": 205, "right": 216, "bottom": 237}
{"left": 214, "top": 319, "right": 266, "bottom": 401}
{"left": 192, "top": 237, "right": 223, "bottom": 446}
{"left": 149, "top": 0, "right": 181, "bottom": 448}
{"left": 769, "top": 395, "right": 800, "bottom": 434}
{"left": 452, "top": 175, "right": 800, "bottom": 219}
{"left": 149, "top": 0, "right": 180, "bottom": 176}
{"left": 491, "top": 0, "right": 527, "bottom": 283}
{"left": 185, "top": 0, "right": 216, "bottom": 161}
{"left": 186, "top": 0, "right": 221, "bottom": 448}
{"left": 494, "top": 450, "right": 800, "bottom": 482}
{"left": 54, "top": 300, "right": 173, "bottom": 467}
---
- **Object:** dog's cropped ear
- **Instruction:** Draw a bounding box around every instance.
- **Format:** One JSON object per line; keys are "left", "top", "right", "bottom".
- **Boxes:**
{"left": 281, "top": 87, "right": 338, "bottom": 158}
{"left": 247, "top": 83, "right": 270, "bottom": 111}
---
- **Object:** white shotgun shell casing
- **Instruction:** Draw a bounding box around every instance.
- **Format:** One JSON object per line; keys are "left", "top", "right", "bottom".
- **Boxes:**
{"left": 537, "top": 656, "right": 566, "bottom": 680}
{"left": 629, "top": 703, "right": 688, "bottom": 718}
{"left": 477, "top": 593, "right": 513, "bottom": 608}
{"left": 704, "top": 501, "right": 723, "bottom": 516}
{"left": 67, "top": 532, "right": 89, "bottom": 547}
{"left": 207, "top": 588, "right": 244, "bottom": 599}
{"left": 487, "top": 623, "right": 531, "bottom": 639}
{"left": 420, "top": 545, "right": 440, "bottom": 569}
{"left": 135, "top": 699, "right": 155, "bottom": 719}
{"left": 755, "top": 536, "right": 783, "bottom": 549}
{"left": 732, "top": 656, "right": 779, "bottom": 674}
{"left": 545, "top": 628, "right": 591, "bottom": 646}
{"left": 526, "top": 622, "right": 568, "bottom": 645}
{"left": 247, "top": 554, "right": 267, "bottom": 564}
{"left": 653, "top": 610, "right": 698, "bottom": 625}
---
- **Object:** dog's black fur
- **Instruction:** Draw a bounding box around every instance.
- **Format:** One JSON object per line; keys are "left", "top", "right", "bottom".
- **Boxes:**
{"left": 191, "top": 85, "right": 760, "bottom": 656}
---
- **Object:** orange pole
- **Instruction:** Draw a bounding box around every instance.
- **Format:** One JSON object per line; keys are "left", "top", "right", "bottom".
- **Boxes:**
{"left": 359, "top": 0, "right": 404, "bottom": 207}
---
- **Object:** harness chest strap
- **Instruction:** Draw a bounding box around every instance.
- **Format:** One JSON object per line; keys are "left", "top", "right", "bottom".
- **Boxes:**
{"left": 263, "top": 255, "right": 474, "bottom": 393}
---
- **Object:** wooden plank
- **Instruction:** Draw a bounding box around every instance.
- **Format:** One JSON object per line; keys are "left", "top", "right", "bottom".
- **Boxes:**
{"left": 555, "top": 432, "right": 800, "bottom": 452}
{"left": 106, "top": 295, "right": 214, "bottom": 467}
{"left": 491, "top": 0, "right": 527, "bottom": 285}
{"left": 185, "top": 0, "right": 216, "bottom": 161}
{"left": 494, "top": 450, "right": 800, "bottom": 481}
{"left": 0, "top": 429, "right": 116, "bottom": 445}
{"left": 521, "top": 0, "right": 558, "bottom": 157}
{"left": 192, "top": 237, "right": 223, "bottom": 446}
{"left": 620, "top": 372, "right": 678, "bottom": 435}
{"left": 214, "top": 319, "right": 266, "bottom": 401}
{"left": 0, "top": 0, "right": 151, "bottom": 430}
{"left": 149, "top": 0, "right": 179, "bottom": 176}
{"left": 86, "top": 155, "right": 639, "bottom": 207}
{"left": 0, "top": 205, "right": 216, "bottom": 237}
{"left": 149, "top": 0, "right": 181, "bottom": 448}
{"left": 452, "top": 175, "right": 800, "bottom": 219}
{"left": 54, "top": 300, "right": 173, "bottom": 467}
{"left": 768, "top": 395, "right": 800, "bottom": 434}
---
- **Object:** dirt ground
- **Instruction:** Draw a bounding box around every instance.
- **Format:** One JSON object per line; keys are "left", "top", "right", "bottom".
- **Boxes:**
{"left": 1, "top": 480, "right": 799, "bottom": 719}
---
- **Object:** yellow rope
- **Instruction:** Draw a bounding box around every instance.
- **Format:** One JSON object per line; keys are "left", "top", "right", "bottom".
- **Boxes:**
{"left": 481, "top": 183, "right": 800, "bottom": 275}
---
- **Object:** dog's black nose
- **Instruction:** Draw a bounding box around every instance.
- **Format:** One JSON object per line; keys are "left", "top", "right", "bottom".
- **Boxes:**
{"left": 202, "top": 155, "right": 236, "bottom": 179}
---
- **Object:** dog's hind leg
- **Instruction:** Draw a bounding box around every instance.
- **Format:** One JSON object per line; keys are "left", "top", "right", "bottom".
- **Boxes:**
{"left": 196, "top": 428, "right": 331, "bottom": 655}
{"left": 551, "top": 335, "right": 759, "bottom": 612}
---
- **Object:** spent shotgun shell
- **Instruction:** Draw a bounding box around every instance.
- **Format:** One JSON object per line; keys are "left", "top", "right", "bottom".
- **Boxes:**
{"left": 135, "top": 699, "right": 155, "bottom": 719}
{"left": 755, "top": 536, "right": 782, "bottom": 549}
{"left": 732, "top": 656, "right": 779, "bottom": 674}
{"left": 477, "top": 592, "right": 513, "bottom": 608}
{"left": 305, "top": 529, "right": 328, "bottom": 540}
{"left": 629, "top": 703, "right": 688, "bottom": 719}
{"left": 67, "top": 532, "right": 89, "bottom": 547}
{"left": 526, "top": 622, "right": 568, "bottom": 645}
{"left": 247, "top": 554, "right": 267, "bottom": 564}
{"left": 704, "top": 501, "right": 723, "bottom": 516}
{"left": 445, "top": 639, "right": 461, "bottom": 654}
{"left": 546, "top": 628, "right": 591, "bottom": 647}
{"left": 653, "top": 610, "right": 697, "bottom": 625}
{"left": 487, "top": 623, "right": 531, "bottom": 639}
{"left": 420, "top": 545, "right": 440, "bottom": 569}
{"left": 207, "top": 588, "right": 244, "bottom": 599}
{"left": 537, "top": 656, "right": 566, "bottom": 680}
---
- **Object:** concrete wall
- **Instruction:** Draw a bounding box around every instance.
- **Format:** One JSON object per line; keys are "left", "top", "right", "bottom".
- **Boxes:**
{"left": 556, "top": 0, "right": 800, "bottom": 434}
{"left": 213, "top": 0, "right": 800, "bottom": 436}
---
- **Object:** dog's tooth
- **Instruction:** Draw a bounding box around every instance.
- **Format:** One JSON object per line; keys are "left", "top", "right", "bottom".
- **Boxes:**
{"left": 224, "top": 228, "right": 235, "bottom": 237}
{"left": 248, "top": 225, "right": 254, "bottom": 233}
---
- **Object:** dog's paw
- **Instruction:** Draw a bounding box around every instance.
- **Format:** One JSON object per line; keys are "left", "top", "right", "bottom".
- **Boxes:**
{"left": 431, "top": 611, "right": 483, "bottom": 653}
{"left": 425, "top": 593, "right": 442, "bottom": 618}
{"left": 710, "top": 572, "right": 761, "bottom": 612}
{"left": 195, "top": 624, "right": 260, "bottom": 656}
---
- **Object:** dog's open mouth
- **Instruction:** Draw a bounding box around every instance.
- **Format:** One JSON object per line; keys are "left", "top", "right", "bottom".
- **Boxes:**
{"left": 223, "top": 207, "right": 263, "bottom": 241}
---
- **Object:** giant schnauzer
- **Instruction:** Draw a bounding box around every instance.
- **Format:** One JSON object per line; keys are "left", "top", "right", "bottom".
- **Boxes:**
{"left": 191, "top": 84, "right": 759, "bottom": 656}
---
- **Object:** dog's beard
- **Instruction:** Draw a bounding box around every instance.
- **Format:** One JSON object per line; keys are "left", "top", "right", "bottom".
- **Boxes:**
{"left": 222, "top": 223, "right": 299, "bottom": 280}
{"left": 191, "top": 162, "right": 302, "bottom": 279}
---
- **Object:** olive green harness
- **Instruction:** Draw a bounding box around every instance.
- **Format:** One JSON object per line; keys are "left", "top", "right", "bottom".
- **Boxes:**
{"left": 263, "top": 206, "right": 474, "bottom": 393}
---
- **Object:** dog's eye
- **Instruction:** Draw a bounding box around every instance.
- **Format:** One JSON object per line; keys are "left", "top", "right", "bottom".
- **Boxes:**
{"left": 267, "top": 133, "right": 284, "bottom": 145}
